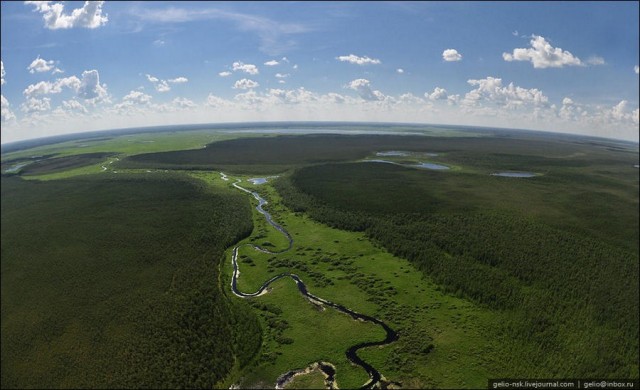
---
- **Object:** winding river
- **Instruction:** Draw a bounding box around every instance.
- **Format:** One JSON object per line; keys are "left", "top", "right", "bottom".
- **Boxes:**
{"left": 225, "top": 174, "right": 398, "bottom": 389}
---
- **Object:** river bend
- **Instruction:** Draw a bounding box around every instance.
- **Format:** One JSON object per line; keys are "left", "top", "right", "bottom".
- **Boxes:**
{"left": 226, "top": 174, "right": 398, "bottom": 389}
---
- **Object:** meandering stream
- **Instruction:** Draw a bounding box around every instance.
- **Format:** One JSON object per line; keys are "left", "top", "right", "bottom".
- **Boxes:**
{"left": 225, "top": 173, "right": 398, "bottom": 389}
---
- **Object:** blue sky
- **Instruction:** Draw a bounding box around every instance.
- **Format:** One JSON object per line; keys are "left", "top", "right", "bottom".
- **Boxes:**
{"left": 1, "top": 1, "right": 638, "bottom": 143}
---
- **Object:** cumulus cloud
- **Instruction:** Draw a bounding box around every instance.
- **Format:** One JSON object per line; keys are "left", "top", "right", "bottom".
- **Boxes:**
{"left": 463, "top": 77, "right": 549, "bottom": 109}
{"left": 219, "top": 71, "right": 232, "bottom": 77}
{"left": 275, "top": 73, "right": 289, "bottom": 79}
{"left": 206, "top": 94, "right": 233, "bottom": 108}
{"left": 337, "top": 54, "right": 381, "bottom": 65}
{"left": 77, "top": 70, "right": 108, "bottom": 102}
{"left": 22, "top": 70, "right": 109, "bottom": 106}
{"left": 232, "top": 61, "right": 259, "bottom": 75}
{"left": 1, "top": 61, "right": 5, "bottom": 86}
{"left": 25, "top": 1, "right": 109, "bottom": 29}
{"left": 1, "top": 95, "right": 16, "bottom": 121}
{"left": 23, "top": 76, "right": 81, "bottom": 97}
{"left": 264, "top": 60, "right": 279, "bottom": 66}
{"left": 346, "top": 79, "right": 385, "bottom": 101}
{"left": 170, "top": 97, "right": 196, "bottom": 109}
{"left": 21, "top": 97, "right": 52, "bottom": 113}
{"left": 168, "top": 77, "right": 188, "bottom": 83}
{"left": 27, "top": 56, "right": 62, "bottom": 74}
{"left": 233, "top": 78, "right": 259, "bottom": 90}
{"left": 62, "top": 99, "right": 88, "bottom": 114}
{"left": 396, "top": 68, "right": 404, "bottom": 74}
{"left": 442, "top": 49, "right": 462, "bottom": 62}
{"left": 123, "top": 90, "right": 152, "bottom": 105}
{"left": 635, "top": 65, "right": 639, "bottom": 75}
{"left": 426, "top": 87, "right": 448, "bottom": 100}
{"left": 146, "top": 74, "right": 187, "bottom": 92}
{"left": 503, "top": 35, "right": 582, "bottom": 68}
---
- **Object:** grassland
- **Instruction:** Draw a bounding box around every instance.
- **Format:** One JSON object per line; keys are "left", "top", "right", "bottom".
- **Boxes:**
{"left": 207, "top": 173, "right": 504, "bottom": 388}
{"left": 1, "top": 126, "right": 638, "bottom": 388}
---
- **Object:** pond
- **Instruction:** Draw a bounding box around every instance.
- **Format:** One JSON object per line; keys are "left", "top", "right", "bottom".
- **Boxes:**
{"left": 248, "top": 178, "right": 268, "bottom": 185}
{"left": 364, "top": 159, "right": 399, "bottom": 165}
{"left": 376, "top": 151, "right": 409, "bottom": 157}
{"left": 491, "top": 172, "right": 536, "bottom": 178}
{"left": 4, "top": 162, "right": 29, "bottom": 173}
{"left": 414, "top": 162, "right": 449, "bottom": 170}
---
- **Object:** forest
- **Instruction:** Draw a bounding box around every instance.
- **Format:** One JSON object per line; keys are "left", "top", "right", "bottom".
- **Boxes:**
{"left": 275, "top": 157, "right": 639, "bottom": 378}
{"left": 1, "top": 173, "right": 261, "bottom": 388}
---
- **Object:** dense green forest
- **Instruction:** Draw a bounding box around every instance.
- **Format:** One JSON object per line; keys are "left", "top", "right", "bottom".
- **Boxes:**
{"left": 276, "top": 160, "right": 639, "bottom": 378}
{"left": 120, "top": 134, "right": 623, "bottom": 174}
{"left": 1, "top": 174, "right": 261, "bottom": 388}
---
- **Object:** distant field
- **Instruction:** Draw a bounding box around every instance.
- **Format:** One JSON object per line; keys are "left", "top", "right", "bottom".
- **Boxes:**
{"left": 16, "top": 152, "right": 116, "bottom": 175}
{"left": 120, "top": 132, "right": 636, "bottom": 175}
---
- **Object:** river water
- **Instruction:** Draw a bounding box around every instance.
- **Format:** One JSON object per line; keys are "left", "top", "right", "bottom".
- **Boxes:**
{"left": 227, "top": 175, "right": 397, "bottom": 389}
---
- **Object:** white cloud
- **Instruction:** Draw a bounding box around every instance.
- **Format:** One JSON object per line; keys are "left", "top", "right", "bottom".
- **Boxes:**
{"left": 205, "top": 94, "right": 232, "bottom": 108}
{"left": 442, "top": 49, "right": 462, "bottom": 62}
{"left": 396, "top": 68, "right": 404, "bottom": 74}
{"left": 27, "top": 56, "right": 62, "bottom": 74}
{"left": 21, "top": 97, "right": 51, "bottom": 113}
{"left": 586, "top": 56, "right": 605, "bottom": 66}
{"left": 170, "top": 97, "right": 196, "bottom": 109}
{"left": 168, "top": 77, "right": 188, "bottom": 83}
{"left": 1, "top": 61, "right": 5, "bottom": 86}
{"left": 232, "top": 61, "right": 259, "bottom": 75}
{"left": 275, "top": 73, "right": 289, "bottom": 79}
{"left": 463, "top": 77, "right": 549, "bottom": 108}
{"left": 25, "top": 1, "right": 109, "bottom": 29}
{"left": 426, "top": 87, "right": 448, "bottom": 100}
{"left": 62, "top": 99, "right": 88, "bottom": 113}
{"left": 346, "top": 79, "right": 385, "bottom": 101}
{"left": 1, "top": 95, "right": 16, "bottom": 121}
{"left": 635, "top": 65, "right": 639, "bottom": 75}
{"left": 146, "top": 74, "right": 187, "bottom": 92}
{"left": 503, "top": 35, "right": 583, "bottom": 68}
{"left": 23, "top": 76, "right": 81, "bottom": 97}
{"left": 77, "top": 70, "right": 108, "bottom": 102}
{"left": 293, "top": 64, "right": 298, "bottom": 70}
{"left": 337, "top": 54, "right": 381, "bottom": 65}
{"left": 264, "top": 60, "right": 279, "bottom": 66}
{"left": 233, "top": 78, "right": 259, "bottom": 90}
{"left": 219, "top": 71, "right": 232, "bottom": 77}
{"left": 122, "top": 90, "right": 152, "bottom": 105}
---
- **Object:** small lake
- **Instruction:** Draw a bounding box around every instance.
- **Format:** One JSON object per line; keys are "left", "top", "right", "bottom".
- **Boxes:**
{"left": 248, "top": 178, "right": 268, "bottom": 185}
{"left": 364, "top": 159, "right": 398, "bottom": 165}
{"left": 415, "top": 162, "right": 449, "bottom": 170}
{"left": 376, "top": 151, "right": 409, "bottom": 157}
{"left": 4, "top": 162, "right": 29, "bottom": 173}
{"left": 491, "top": 172, "right": 536, "bottom": 178}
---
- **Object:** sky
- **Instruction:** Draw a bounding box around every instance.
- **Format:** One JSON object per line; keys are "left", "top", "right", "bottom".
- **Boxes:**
{"left": 1, "top": 1, "right": 639, "bottom": 144}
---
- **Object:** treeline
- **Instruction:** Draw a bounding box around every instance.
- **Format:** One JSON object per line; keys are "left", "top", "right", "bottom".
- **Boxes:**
{"left": 1, "top": 173, "right": 261, "bottom": 388}
{"left": 274, "top": 168, "right": 639, "bottom": 378}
